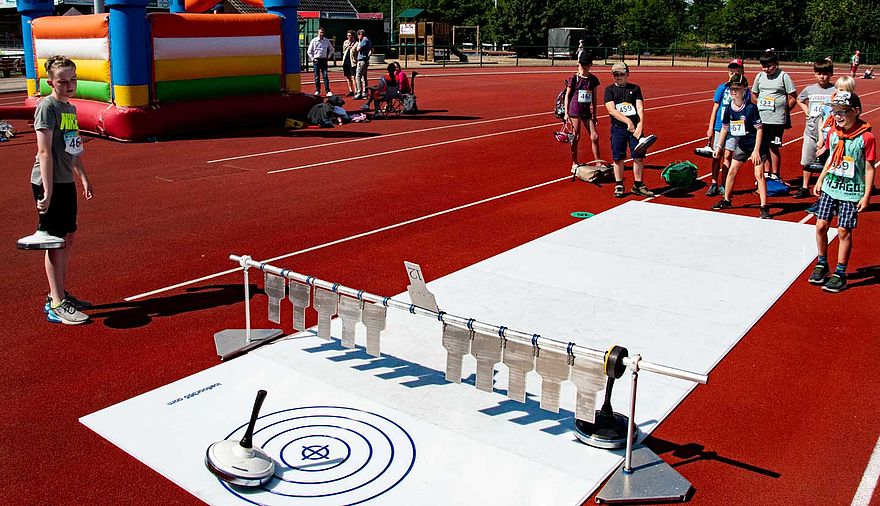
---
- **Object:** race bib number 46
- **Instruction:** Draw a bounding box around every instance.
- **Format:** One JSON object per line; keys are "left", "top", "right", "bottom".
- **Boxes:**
{"left": 577, "top": 89, "right": 592, "bottom": 103}
{"left": 758, "top": 97, "right": 775, "bottom": 111}
{"left": 615, "top": 102, "right": 636, "bottom": 116}
{"left": 64, "top": 131, "right": 83, "bottom": 156}
{"left": 808, "top": 95, "right": 830, "bottom": 117}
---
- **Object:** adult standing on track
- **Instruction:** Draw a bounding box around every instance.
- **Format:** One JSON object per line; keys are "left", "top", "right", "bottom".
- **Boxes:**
{"left": 850, "top": 50, "right": 861, "bottom": 78}
{"left": 307, "top": 27, "right": 334, "bottom": 97}
{"left": 354, "top": 29, "right": 372, "bottom": 100}
{"left": 751, "top": 49, "right": 797, "bottom": 181}
{"left": 341, "top": 30, "right": 358, "bottom": 96}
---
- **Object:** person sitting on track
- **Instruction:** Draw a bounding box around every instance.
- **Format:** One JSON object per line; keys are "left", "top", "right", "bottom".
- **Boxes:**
{"left": 361, "top": 63, "right": 400, "bottom": 116}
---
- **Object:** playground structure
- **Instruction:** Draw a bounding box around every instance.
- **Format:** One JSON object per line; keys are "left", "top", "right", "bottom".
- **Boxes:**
{"left": 14, "top": 0, "right": 317, "bottom": 141}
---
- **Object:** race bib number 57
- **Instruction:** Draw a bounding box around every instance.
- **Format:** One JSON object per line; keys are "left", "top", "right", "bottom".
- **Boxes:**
{"left": 615, "top": 102, "right": 636, "bottom": 116}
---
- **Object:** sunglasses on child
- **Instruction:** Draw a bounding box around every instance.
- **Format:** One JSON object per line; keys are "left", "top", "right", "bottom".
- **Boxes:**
{"left": 612, "top": 72, "right": 626, "bottom": 77}
{"left": 831, "top": 108, "right": 854, "bottom": 116}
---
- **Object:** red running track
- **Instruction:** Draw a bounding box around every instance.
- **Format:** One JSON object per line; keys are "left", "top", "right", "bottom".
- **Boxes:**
{"left": 1, "top": 65, "right": 879, "bottom": 505}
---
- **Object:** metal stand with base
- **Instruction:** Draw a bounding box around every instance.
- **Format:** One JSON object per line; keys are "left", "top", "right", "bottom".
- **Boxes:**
{"left": 595, "top": 354, "right": 693, "bottom": 504}
{"left": 214, "top": 255, "right": 282, "bottom": 360}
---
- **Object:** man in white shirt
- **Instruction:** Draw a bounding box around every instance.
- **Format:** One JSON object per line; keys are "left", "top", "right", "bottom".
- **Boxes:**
{"left": 308, "top": 27, "right": 334, "bottom": 96}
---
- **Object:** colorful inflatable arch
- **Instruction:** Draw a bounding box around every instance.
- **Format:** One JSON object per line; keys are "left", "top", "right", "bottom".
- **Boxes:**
{"left": 16, "top": 0, "right": 317, "bottom": 141}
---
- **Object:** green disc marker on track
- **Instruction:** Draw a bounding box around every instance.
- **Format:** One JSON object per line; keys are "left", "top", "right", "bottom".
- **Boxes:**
{"left": 571, "top": 212, "right": 595, "bottom": 219}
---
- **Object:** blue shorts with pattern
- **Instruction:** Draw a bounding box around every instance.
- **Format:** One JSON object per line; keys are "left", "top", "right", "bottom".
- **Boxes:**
{"left": 816, "top": 191, "right": 858, "bottom": 229}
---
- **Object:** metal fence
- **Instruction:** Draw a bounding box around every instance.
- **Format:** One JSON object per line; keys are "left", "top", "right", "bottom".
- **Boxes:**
{"left": 301, "top": 44, "right": 871, "bottom": 70}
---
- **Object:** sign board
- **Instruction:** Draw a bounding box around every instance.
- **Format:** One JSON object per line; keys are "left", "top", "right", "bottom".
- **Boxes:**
{"left": 399, "top": 23, "right": 416, "bottom": 36}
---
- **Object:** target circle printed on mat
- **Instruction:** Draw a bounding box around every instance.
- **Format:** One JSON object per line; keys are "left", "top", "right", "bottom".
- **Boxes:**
{"left": 219, "top": 406, "right": 416, "bottom": 505}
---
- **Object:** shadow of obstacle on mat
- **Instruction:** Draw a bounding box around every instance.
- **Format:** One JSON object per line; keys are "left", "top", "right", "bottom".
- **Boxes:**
{"left": 87, "top": 284, "right": 255, "bottom": 329}
{"left": 296, "top": 337, "right": 603, "bottom": 434}
{"left": 643, "top": 435, "right": 781, "bottom": 478}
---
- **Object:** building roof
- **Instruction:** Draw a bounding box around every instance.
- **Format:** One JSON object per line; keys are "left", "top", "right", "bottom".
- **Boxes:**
{"left": 398, "top": 8, "right": 425, "bottom": 19}
{"left": 224, "top": 0, "right": 357, "bottom": 15}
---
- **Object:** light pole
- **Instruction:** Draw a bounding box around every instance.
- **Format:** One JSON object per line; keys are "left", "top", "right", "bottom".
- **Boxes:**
{"left": 390, "top": 0, "right": 394, "bottom": 45}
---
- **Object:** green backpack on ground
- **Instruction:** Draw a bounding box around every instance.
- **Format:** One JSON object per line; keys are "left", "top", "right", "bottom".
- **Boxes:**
{"left": 661, "top": 160, "right": 698, "bottom": 187}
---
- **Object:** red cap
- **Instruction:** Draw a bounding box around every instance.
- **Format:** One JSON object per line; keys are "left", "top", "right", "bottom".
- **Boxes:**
{"left": 728, "top": 58, "right": 744, "bottom": 68}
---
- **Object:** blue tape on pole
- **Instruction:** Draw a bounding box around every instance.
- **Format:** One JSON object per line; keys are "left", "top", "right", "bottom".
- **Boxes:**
{"left": 467, "top": 319, "right": 475, "bottom": 331}
{"left": 498, "top": 326, "right": 507, "bottom": 338}
{"left": 437, "top": 311, "right": 445, "bottom": 322}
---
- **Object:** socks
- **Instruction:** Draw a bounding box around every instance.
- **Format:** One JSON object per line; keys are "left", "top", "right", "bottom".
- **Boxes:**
{"left": 835, "top": 263, "right": 847, "bottom": 276}
{"left": 817, "top": 255, "right": 828, "bottom": 267}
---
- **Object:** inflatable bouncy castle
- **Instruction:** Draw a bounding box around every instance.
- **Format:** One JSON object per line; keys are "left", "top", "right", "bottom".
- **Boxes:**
{"left": 16, "top": 0, "right": 317, "bottom": 140}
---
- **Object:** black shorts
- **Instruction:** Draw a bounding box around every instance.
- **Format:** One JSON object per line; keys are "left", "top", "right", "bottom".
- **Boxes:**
{"left": 32, "top": 182, "right": 77, "bottom": 238}
{"left": 762, "top": 124, "right": 785, "bottom": 148}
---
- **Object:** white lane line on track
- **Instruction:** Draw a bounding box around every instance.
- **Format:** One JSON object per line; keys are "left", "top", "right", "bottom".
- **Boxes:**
{"left": 126, "top": 87, "right": 879, "bottom": 300}
{"left": 126, "top": 131, "right": 711, "bottom": 300}
{"left": 208, "top": 88, "right": 736, "bottom": 164}
{"left": 852, "top": 434, "right": 880, "bottom": 506}
{"left": 266, "top": 96, "right": 716, "bottom": 174}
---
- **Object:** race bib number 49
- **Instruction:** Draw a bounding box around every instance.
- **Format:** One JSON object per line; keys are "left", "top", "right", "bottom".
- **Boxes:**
{"left": 64, "top": 131, "right": 83, "bottom": 156}
{"left": 758, "top": 97, "right": 775, "bottom": 111}
{"left": 615, "top": 102, "right": 636, "bottom": 116}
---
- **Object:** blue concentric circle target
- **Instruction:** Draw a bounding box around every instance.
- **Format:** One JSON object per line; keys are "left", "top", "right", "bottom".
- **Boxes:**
{"left": 218, "top": 406, "right": 416, "bottom": 505}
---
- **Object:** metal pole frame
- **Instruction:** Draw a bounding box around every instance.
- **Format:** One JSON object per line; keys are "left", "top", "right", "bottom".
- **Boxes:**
{"left": 229, "top": 254, "right": 708, "bottom": 385}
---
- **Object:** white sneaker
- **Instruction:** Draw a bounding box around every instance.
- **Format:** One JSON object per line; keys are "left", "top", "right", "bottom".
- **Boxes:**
{"left": 634, "top": 134, "right": 657, "bottom": 155}
{"left": 17, "top": 230, "right": 66, "bottom": 250}
{"left": 572, "top": 162, "right": 580, "bottom": 174}
{"left": 314, "top": 90, "right": 321, "bottom": 96}
{"left": 326, "top": 91, "right": 334, "bottom": 97}
{"left": 47, "top": 298, "right": 89, "bottom": 325}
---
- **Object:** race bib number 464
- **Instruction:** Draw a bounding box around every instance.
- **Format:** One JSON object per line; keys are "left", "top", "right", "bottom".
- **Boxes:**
{"left": 577, "top": 89, "right": 592, "bottom": 103}
{"left": 615, "top": 102, "right": 636, "bottom": 116}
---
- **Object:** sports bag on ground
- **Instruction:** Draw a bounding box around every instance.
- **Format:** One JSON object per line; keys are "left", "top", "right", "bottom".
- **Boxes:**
{"left": 402, "top": 93, "right": 418, "bottom": 114}
{"left": 765, "top": 177, "right": 790, "bottom": 196}
{"left": 661, "top": 160, "right": 698, "bottom": 187}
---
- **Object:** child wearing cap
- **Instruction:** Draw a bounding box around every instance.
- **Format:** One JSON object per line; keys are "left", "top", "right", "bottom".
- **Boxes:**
{"left": 794, "top": 58, "right": 836, "bottom": 198}
{"left": 809, "top": 91, "right": 876, "bottom": 292}
{"left": 704, "top": 59, "right": 751, "bottom": 196}
{"left": 603, "top": 62, "right": 654, "bottom": 198}
{"left": 711, "top": 74, "right": 772, "bottom": 219}
{"left": 751, "top": 50, "right": 797, "bottom": 180}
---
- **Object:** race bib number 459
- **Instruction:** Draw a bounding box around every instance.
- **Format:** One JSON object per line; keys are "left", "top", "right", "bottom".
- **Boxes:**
{"left": 615, "top": 102, "right": 636, "bottom": 116}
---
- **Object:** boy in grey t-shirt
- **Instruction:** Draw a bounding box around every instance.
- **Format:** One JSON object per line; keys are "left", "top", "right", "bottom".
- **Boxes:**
{"left": 19, "top": 56, "right": 94, "bottom": 325}
{"left": 794, "top": 59, "right": 836, "bottom": 198}
{"left": 752, "top": 50, "right": 797, "bottom": 180}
